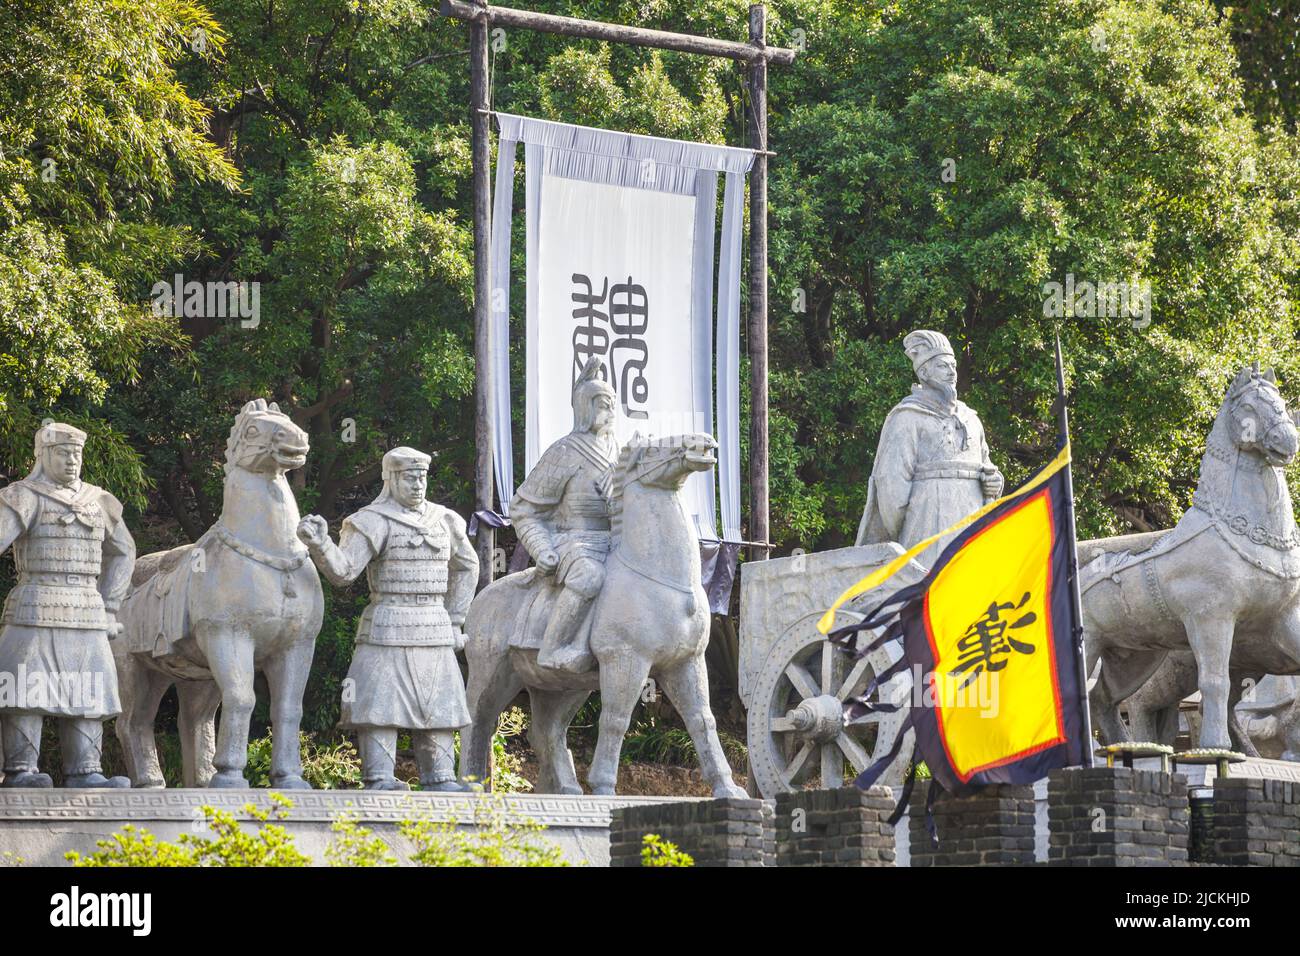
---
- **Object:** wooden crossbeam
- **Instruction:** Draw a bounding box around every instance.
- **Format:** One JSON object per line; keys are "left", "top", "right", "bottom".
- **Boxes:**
{"left": 450, "top": 0, "right": 790, "bottom": 585}
{"left": 439, "top": 0, "right": 797, "bottom": 65}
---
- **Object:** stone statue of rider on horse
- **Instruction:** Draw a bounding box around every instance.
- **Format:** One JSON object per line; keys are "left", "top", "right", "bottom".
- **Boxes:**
{"left": 460, "top": 357, "right": 744, "bottom": 797}
{"left": 509, "top": 357, "right": 619, "bottom": 674}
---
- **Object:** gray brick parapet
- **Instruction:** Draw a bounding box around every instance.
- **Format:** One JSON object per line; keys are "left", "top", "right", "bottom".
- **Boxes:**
{"left": 1047, "top": 766, "right": 1189, "bottom": 866}
{"left": 1211, "top": 777, "right": 1300, "bottom": 867}
{"left": 774, "top": 786, "right": 896, "bottom": 867}
{"left": 608, "top": 797, "right": 773, "bottom": 867}
{"left": 910, "top": 780, "right": 1036, "bottom": 866}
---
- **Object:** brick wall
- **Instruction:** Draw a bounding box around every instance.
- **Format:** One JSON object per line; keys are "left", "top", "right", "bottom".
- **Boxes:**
{"left": 1211, "top": 778, "right": 1300, "bottom": 867}
{"left": 1047, "top": 767, "right": 1188, "bottom": 866}
{"left": 1188, "top": 789, "right": 1215, "bottom": 864}
{"left": 774, "top": 786, "right": 896, "bottom": 867}
{"left": 608, "top": 798, "right": 773, "bottom": 867}
{"left": 909, "top": 781, "right": 1036, "bottom": 866}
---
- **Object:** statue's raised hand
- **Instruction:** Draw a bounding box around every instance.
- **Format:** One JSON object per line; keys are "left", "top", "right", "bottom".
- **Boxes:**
{"left": 297, "top": 514, "right": 329, "bottom": 549}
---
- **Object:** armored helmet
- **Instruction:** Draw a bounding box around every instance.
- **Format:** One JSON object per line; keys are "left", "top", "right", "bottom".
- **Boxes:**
{"left": 572, "top": 357, "right": 617, "bottom": 431}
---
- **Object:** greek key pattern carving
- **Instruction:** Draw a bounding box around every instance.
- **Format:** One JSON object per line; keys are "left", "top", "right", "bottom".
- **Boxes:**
{"left": 0, "top": 790, "right": 704, "bottom": 827}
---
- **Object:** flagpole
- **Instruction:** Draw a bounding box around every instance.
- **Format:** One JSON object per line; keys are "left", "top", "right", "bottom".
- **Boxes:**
{"left": 1055, "top": 330, "right": 1095, "bottom": 768}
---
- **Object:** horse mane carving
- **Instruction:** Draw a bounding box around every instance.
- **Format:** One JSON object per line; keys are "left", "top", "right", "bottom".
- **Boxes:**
{"left": 608, "top": 438, "right": 640, "bottom": 547}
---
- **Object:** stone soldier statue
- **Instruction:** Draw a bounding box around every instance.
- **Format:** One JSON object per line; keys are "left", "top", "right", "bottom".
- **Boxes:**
{"left": 855, "top": 330, "right": 1004, "bottom": 567}
{"left": 297, "top": 447, "right": 479, "bottom": 791}
{"left": 0, "top": 423, "right": 135, "bottom": 787}
{"left": 510, "top": 357, "right": 618, "bottom": 673}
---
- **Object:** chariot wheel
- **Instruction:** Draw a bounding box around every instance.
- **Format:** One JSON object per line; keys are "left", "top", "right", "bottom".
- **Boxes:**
{"left": 747, "top": 610, "right": 914, "bottom": 799}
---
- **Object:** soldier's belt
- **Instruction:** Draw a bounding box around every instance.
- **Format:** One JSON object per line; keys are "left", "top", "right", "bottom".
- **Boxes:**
{"left": 565, "top": 496, "right": 611, "bottom": 518}
{"left": 912, "top": 463, "right": 985, "bottom": 480}
{"left": 370, "top": 593, "right": 446, "bottom": 606}
{"left": 359, "top": 633, "right": 456, "bottom": 647}
{"left": 2, "top": 584, "right": 108, "bottom": 630}
{"left": 16, "top": 572, "right": 100, "bottom": 590}
{"left": 555, "top": 517, "right": 611, "bottom": 532}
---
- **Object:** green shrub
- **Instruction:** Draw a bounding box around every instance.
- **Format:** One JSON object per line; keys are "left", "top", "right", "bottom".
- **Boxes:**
{"left": 65, "top": 826, "right": 199, "bottom": 867}
{"left": 65, "top": 793, "right": 570, "bottom": 867}
{"left": 620, "top": 714, "right": 747, "bottom": 769}
{"left": 245, "top": 731, "right": 362, "bottom": 790}
{"left": 67, "top": 793, "right": 310, "bottom": 867}
{"left": 324, "top": 812, "right": 397, "bottom": 867}
{"left": 489, "top": 707, "right": 533, "bottom": 794}
{"left": 640, "top": 834, "right": 693, "bottom": 868}
{"left": 400, "top": 794, "right": 569, "bottom": 867}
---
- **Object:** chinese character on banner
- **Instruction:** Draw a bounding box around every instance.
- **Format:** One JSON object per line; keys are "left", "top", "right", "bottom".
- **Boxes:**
{"left": 950, "top": 591, "right": 1038, "bottom": 690}
{"left": 570, "top": 273, "right": 609, "bottom": 383}
{"left": 570, "top": 272, "right": 650, "bottom": 420}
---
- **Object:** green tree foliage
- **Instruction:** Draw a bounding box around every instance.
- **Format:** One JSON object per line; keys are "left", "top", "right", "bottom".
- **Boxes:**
{"left": 3, "top": 0, "right": 1298, "bottom": 733}
{"left": 767, "top": 0, "right": 1300, "bottom": 543}
{"left": 1217, "top": 1, "right": 1300, "bottom": 130}
{"left": 108, "top": 0, "right": 476, "bottom": 541}
{"left": 0, "top": 0, "right": 238, "bottom": 506}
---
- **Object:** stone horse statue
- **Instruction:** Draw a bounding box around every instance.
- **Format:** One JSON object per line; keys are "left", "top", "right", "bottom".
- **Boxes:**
{"left": 1083, "top": 364, "right": 1300, "bottom": 752}
{"left": 460, "top": 434, "right": 746, "bottom": 798}
{"left": 114, "top": 400, "right": 323, "bottom": 788}
{"left": 1117, "top": 653, "right": 1300, "bottom": 761}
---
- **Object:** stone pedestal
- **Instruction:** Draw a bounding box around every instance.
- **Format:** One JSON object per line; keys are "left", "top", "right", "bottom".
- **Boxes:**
{"left": 0, "top": 789, "right": 696, "bottom": 867}
{"left": 909, "top": 781, "right": 1036, "bottom": 866}
{"left": 608, "top": 797, "right": 773, "bottom": 867}
{"left": 1211, "top": 777, "right": 1300, "bottom": 867}
{"left": 1047, "top": 767, "right": 1188, "bottom": 866}
{"left": 774, "top": 786, "right": 895, "bottom": 867}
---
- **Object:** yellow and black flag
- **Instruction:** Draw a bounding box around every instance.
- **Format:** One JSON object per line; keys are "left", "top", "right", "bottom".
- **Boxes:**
{"left": 819, "top": 335, "right": 1091, "bottom": 810}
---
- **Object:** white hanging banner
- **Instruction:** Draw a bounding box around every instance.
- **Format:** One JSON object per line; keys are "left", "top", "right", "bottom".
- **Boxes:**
{"left": 491, "top": 113, "right": 753, "bottom": 542}
{"left": 535, "top": 176, "right": 696, "bottom": 463}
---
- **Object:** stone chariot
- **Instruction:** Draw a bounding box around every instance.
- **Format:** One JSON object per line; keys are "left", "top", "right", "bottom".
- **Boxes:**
{"left": 742, "top": 363, "right": 1300, "bottom": 800}
{"left": 739, "top": 544, "right": 927, "bottom": 798}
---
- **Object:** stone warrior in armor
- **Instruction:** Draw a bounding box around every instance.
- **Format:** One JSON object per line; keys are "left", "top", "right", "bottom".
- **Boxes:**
{"left": 0, "top": 423, "right": 136, "bottom": 787}
{"left": 511, "top": 357, "right": 619, "bottom": 673}
{"left": 297, "top": 447, "right": 479, "bottom": 791}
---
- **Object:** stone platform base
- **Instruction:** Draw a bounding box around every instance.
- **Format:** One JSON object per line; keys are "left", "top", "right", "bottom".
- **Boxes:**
{"left": 0, "top": 789, "right": 704, "bottom": 867}
{"left": 1132, "top": 754, "right": 1300, "bottom": 788}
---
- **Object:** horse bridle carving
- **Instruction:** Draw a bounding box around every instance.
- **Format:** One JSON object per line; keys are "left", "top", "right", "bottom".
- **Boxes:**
{"left": 1194, "top": 375, "right": 1300, "bottom": 553}
{"left": 611, "top": 442, "right": 700, "bottom": 598}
